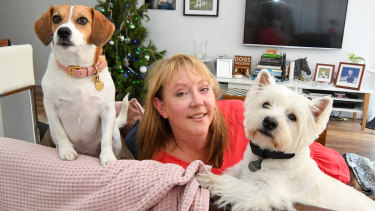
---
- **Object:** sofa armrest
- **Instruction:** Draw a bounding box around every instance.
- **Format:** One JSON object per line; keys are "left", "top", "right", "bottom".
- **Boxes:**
{"left": 0, "top": 137, "right": 210, "bottom": 210}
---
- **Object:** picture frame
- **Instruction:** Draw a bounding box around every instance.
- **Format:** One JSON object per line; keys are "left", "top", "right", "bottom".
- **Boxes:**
{"left": 216, "top": 58, "right": 232, "bottom": 78}
{"left": 334, "top": 62, "right": 366, "bottom": 90}
{"left": 145, "top": 0, "right": 176, "bottom": 10}
{"left": 183, "top": 0, "right": 219, "bottom": 16}
{"left": 313, "top": 63, "right": 335, "bottom": 83}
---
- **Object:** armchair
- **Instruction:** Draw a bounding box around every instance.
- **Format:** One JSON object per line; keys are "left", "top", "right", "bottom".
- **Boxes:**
{"left": 0, "top": 44, "right": 38, "bottom": 143}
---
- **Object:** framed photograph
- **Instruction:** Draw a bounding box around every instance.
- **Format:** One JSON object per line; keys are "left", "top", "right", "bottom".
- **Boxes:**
{"left": 334, "top": 62, "right": 366, "bottom": 90}
{"left": 184, "top": 0, "right": 219, "bottom": 16}
{"left": 314, "top": 63, "right": 335, "bottom": 83}
{"left": 145, "top": 0, "right": 176, "bottom": 10}
{"left": 216, "top": 58, "right": 232, "bottom": 78}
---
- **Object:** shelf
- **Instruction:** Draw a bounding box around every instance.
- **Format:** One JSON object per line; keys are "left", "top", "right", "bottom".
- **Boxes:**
{"left": 333, "top": 106, "right": 362, "bottom": 113}
{"left": 332, "top": 97, "right": 363, "bottom": 102}
{"left": 218, "top": 77, "right": 372, "bottom": 130}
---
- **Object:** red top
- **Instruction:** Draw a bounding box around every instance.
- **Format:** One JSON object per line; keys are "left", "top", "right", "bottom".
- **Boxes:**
{"left": 155, "top": 100, "right": 350, "bottom": 183}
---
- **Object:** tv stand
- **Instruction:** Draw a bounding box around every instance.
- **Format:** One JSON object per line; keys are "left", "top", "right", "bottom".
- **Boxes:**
{"left": 217, "top": 77, "right": 373, "bottom": 130}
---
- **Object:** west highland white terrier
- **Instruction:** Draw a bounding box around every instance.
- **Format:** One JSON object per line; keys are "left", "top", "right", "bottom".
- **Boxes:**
{"left": 197, "top": 70, "right": 375, "bottom": 210}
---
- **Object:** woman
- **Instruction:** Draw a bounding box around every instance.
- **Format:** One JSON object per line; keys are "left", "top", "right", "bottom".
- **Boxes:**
{"left": 137, "top": 53, "right": 245, "bottom": 174}
{"left": 137, "top": 54, "right": 350, "bottom": 183}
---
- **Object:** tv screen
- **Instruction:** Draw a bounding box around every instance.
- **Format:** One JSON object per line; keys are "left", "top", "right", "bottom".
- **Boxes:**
{"left": 243, "top": 0, "right": 348, "bottom": 49}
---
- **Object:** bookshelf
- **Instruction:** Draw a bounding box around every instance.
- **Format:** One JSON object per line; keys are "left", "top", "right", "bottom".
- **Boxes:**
{"left": 217, "top": 77, "right": 372, "bottom": 130}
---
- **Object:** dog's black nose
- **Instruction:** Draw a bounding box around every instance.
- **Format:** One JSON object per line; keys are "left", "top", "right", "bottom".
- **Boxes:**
{"left": 57, "top": 27, "right": 71, "bottom": 39}
{"left": 263, "top": 116, "right": 278, "bottom": 131}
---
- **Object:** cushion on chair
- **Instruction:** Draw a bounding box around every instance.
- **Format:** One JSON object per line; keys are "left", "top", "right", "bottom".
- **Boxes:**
{"left": 0, "top": 44, "right": 35, "bottom": 94}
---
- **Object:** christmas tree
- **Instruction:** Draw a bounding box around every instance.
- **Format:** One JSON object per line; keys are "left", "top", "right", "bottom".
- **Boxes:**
{"left": 96, "top": 0, "right": 165, "bottom": 103}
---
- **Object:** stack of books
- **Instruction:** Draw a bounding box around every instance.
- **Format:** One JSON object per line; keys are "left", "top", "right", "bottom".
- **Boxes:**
{"left": 253, "top": 53, "right": 286, "bottom": 81}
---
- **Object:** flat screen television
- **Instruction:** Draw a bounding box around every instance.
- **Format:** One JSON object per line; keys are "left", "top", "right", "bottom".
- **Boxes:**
{"left": 243, "top": 0, "right": 348, "bottom": 49}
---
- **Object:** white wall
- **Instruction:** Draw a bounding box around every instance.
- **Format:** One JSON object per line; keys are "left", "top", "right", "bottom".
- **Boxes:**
{"left": 0, "top": 91, "right": 37, "bottom": 143}
{"left": 144, "top": 0, "right": 375, "bottom": 120}
{"left": 0, "top": 0, "right": 374, "bottom": 120}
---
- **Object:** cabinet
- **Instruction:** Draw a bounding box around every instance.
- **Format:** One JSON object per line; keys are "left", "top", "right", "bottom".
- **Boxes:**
{"left": 217, "top": 77, "right": 372, "bottom": 131}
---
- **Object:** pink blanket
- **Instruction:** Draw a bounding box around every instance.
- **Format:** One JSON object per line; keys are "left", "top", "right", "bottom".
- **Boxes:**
{"left": 0, "top": 137, "right": 210, "bottom": 210}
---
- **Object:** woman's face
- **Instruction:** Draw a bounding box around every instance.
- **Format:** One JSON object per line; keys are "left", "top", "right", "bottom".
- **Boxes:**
{"left": 153, "top": 67, "right": 216, "bottom": 139}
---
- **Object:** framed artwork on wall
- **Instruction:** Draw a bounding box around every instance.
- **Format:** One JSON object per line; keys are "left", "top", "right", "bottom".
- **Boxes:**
{"left": 145, "top": 0, "right": 176, "bottom": 10}
{"left": 334, "top": 62, "right": 366, "bottom": 90}
{"left": 183, "top": 0, "right": 219, "bottom": 16}
{"left": 313, "top": 63, "right": 335, "bottom": 83}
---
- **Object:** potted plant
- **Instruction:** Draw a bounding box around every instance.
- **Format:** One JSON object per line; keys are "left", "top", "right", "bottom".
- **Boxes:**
{"left": 347, "top": 52, "right": 365, "bottom": 64}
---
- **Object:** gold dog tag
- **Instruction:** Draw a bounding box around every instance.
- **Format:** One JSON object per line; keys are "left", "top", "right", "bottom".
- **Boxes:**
{"left": 94, "top": 75, "right": 104, "bottom": 91}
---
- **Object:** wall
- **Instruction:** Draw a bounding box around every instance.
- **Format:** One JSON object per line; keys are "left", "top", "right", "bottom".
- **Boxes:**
{"left": 0, "top": 0, "right": 374, "bottom": 119}
{"left": 0, "top": 91, "right": 37, "bottom": 143}
{"left": 144, "top": 0, "right": 375, "bottom": 119}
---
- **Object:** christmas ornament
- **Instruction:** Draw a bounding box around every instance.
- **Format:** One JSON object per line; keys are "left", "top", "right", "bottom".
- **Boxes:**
{"left": 124, "top": 57, "right": 129, "bottom": 66}
{"left": 96, "top": 0, "right": 165, "bottom": 101}
{"left": 119, "top": 21, "right": 125, "bottom": 31}
{"left": 140, "top": 66, "right": 147, "bottom": 73}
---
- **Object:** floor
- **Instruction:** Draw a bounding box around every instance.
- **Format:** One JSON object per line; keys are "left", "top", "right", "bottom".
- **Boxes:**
{"left": 326, "top": 118, "right": 375, "bottom": 161}
{"left": 35, "top": 86, "right": 375, "bottom": 160}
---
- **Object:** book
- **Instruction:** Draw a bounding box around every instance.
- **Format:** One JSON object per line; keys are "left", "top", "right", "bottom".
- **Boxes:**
{"left": 233, "top": 55, "right": 251, "bottom": 76}
{"left": 256, "top": 65, "right": 282, "bottom": 70}
{"left": 254, "top": 68, "right": 282, "bottom": 77}
{"left": 262, "top": 53, "right": 282, "bottom": 58}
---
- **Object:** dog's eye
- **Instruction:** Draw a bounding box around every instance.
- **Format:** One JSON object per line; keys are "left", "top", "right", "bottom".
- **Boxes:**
{"left": 262, "top": 102, "right": 270, "bottom": 109}
{"left": 77, "top": 17, "right": 88, "bottom": 25}
{"left": 52, "top": 15, "right": 61, "bottom": 24}
{"left": 288, "top": 114, "right": 297, "bottom": 121}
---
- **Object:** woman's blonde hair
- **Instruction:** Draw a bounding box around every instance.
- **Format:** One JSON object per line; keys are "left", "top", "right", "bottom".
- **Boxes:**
{"left": 137, "top": 54, "right": 228, "bottom": 168}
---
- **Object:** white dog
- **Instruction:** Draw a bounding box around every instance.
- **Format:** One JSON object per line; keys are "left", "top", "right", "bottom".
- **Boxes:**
{"left": 194, "top": 0, "right": 202, "bottom": 9}
{"left": 34, "top": 5, "right": 128, "bottom": 165}
{"left": 197, "top": 70, "right": 375, "bottom": 210}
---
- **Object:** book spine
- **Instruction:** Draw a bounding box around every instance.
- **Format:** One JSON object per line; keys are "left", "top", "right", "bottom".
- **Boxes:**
{"left": 256, "top": 65, "right": 282, "bottom": 70}
{"left": 255, "top": 69, "right": 282, "bottom": 76}
{"left": 260, "top": 57, "right": 282, "bottom": 61}
{"left": 262, "top": 54, "right": 282, "bottom": 58}
{"left": 289, "top": 61, "right": 295, "bottom": 81}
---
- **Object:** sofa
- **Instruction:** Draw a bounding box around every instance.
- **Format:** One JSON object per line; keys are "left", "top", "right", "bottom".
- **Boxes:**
{"left": 0, "top": 137, "right": 210, "bottom": 210}
{"left": 1, "top": 136, "right": 339, "bottom": 211}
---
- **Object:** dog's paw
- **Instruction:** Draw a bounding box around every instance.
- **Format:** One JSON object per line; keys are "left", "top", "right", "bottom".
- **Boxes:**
{"left": 100, "top": 150, "right": 117, "bottom": 165}
{"left": 196, "top": 171, "right": 216, "bottom": 190}
{"left": 59, "top": 146, "right": 78, "bottom": 161}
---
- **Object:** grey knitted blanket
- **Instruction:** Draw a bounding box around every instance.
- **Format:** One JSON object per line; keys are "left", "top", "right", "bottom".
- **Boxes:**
{"left": 343, "top": 153, "right": 375, "bottom": 196}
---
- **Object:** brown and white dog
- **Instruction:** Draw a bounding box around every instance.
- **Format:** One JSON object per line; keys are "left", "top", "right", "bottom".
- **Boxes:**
{"left": 34, "top": 5, "right": 128, "bottom": 165}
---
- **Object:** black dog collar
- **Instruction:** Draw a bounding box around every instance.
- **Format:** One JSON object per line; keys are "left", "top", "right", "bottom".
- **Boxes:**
{"left": 248, "top": 141, "right": 295, "bottom": 172}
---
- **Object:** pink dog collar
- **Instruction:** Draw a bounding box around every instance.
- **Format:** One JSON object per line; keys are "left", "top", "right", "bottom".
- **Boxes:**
{"left": 56, "top": 60, "right": 107, "bottom": 78}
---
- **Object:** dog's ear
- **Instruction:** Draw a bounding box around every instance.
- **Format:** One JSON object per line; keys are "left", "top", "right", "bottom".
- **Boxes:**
{"left": 310, "top": 96, "right": 333, "bottom": 134}
{"left": 34, "top": 7, "right": 54, "bottom": 46}
{"left": 91, "top": 8, "right": 115, "bottom": 47}
{"left": 256, "top": 69, "right": 276, "bottom": 87}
